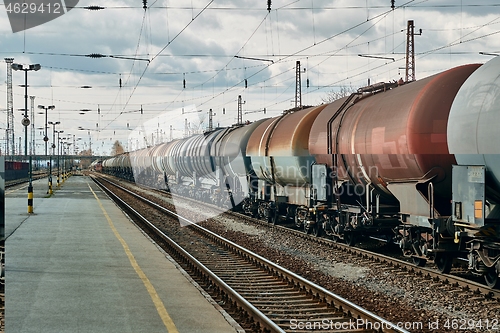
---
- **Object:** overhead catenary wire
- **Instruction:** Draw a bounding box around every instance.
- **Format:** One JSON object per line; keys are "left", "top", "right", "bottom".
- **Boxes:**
{"left": 101, "top": 0, "right": 215, "bottom": 132}
{"left": 6, "top": 1, "right": 500, "bottom": 151}
{"left": 178, "top": 1, "right": 406, "bottom": 114}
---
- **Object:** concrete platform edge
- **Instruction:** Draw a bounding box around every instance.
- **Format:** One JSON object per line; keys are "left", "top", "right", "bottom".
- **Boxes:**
{"left": 101, "top": 187, "right": 245, "bottom": 333}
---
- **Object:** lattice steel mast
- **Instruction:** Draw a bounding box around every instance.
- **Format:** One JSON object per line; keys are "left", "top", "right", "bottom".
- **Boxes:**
{"left": 295, "top": 61, "right": 302, "bottom": 108}
{"left": 5, "top": 58, "right": 15, "bottom": 155}
{"left": 30, "top": 95, "right": 35, "bottom": 155}
{"left": 237, "top": 95, "right": 245, "bottom": 125}
{"left": 405, "top": 20, "right": 422, "bottom": 82}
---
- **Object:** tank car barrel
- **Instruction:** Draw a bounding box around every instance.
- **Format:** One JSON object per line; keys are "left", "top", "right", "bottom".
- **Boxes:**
{"left": 98, "top": 56, "right": 500, "bottom": 288}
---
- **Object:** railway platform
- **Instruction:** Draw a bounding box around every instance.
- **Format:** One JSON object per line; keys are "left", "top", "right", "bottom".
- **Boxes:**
{"left": 5, "top": 175, "right": 241, "bottom": 333}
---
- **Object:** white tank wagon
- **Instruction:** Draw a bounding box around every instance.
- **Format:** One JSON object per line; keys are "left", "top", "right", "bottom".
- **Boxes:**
{"left": 447, "top": 56, "right": 500, "bottom": 287}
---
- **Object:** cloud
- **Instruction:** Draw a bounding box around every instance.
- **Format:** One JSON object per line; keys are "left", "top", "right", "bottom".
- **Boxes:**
{"left": 0, "top": 0, "right": 498, "bottom": 155}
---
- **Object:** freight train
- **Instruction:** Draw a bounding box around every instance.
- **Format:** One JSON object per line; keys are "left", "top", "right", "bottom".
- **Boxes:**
{"left": 101, "top": 56, "right": 500, "bottom": 288}
{"left": 4, "top": 161, "right": 29, "bottom": 182}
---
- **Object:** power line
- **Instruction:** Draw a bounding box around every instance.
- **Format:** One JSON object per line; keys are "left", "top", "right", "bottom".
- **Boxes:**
{"left": 100, "top": 0, "right": 215, "bottom": 132}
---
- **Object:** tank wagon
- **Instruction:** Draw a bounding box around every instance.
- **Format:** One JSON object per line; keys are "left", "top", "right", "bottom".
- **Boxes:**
{"left": 89, "top": 160, "right": 102, "bottom": 172}
{"left": 101, "top": 57, "right": 500, "bottom": 288}
{"left": 102, "top": 152, "right": 133, "bottom": 181}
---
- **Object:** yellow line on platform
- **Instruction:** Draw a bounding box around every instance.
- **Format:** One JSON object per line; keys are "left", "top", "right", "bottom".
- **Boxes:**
{"left": 6, "top": 184, "right": 28, "bottom": 195}
{"left": 88, "top": 184, "right": 179, "bottom": 333}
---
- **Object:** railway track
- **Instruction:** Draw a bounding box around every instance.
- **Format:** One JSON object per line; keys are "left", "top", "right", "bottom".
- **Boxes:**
{"left": 227, "top": 210, "right": 500, "bottom": 301}
{"left": 93, "top": 175, "right": 408, "bottom": 333}
{"left": 5, "top": 171, "right": 51, "bottom": 188}
{"left": 134, "top": 174, "right": 500, "bottom": 302}
{"left": 146, "top": 179, "right": 500, "bottom": 301}
{"left": 97, "top": 173, "right": 500, "bottom": 302}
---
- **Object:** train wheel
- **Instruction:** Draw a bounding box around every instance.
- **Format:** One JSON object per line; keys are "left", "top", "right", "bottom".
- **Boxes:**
{"left": 242, "top": 199, "right": 255, "bottom": 217}
{"left": 303, "top": 222, "right": 311, "bottom": 234}
{"left": 412, "top": 257, "right": 427, "bottom": 267}
{"left": 434, "top": 253, "right": 453, "bottom": 274}
{"left": 294, "top": 214, "right": 302, "bottom": 229}
{"left": 262, "top": 209, "right": 269, "bottom": 221}
{"left": 484, "top": 269, "right": 500, "bottom": 289}
{"left": 268, "top": 208, "right": 278, "bottom": 225}
{"left": 258, "top": 203, "right": 268, "bottom": 221}
{"left": 344, "top": 232, "right": 357, "bottom": 246}
{"left": 330, "top": 217, "right": 340, "bottom": 242}
{"left": 311, "top": 223, "right": 321, "bottom": 237}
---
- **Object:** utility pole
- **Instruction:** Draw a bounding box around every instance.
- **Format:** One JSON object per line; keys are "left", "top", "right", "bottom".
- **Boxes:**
{"left": 5, "top": 58, "right": 14, "bottom": 155}
{"left": 295, "top": 61, "right": 302, "bottom": 109}
{"left": 208, "top": 109, "right": 215, "bottom": 131}
{"left": 237, "top": 95, "right": 245, "bottom": 125}
{"left": 405, "top": 20, "right": 422, "bottom": 82}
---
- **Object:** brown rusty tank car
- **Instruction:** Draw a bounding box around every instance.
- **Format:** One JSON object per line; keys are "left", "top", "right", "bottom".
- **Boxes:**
{"left": 247, "top": 105, "right": 327, "bottom": 185}
{"left": 309, "top": 64, "right": 480, "bottom": 220}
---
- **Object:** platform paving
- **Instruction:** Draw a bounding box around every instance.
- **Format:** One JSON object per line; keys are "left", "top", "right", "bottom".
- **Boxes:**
{"left": 5, "top": 175, "right": 241, "bottom": 333}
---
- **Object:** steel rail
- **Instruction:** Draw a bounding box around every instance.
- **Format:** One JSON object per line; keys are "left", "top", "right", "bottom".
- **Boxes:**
{"left": 153, "top": 178, "right": 500, "bottom": 300}
{"left": 227, "top": 209, "right": 500, "bottom": 300}
{"left": 96, "top": 172, "right": 500, "bottom": 300}
{"left": 223, "top": 205, "right": 500, "bottom": 300}
{"left": 93, "top": 176, "right": 284, "bottom": 333}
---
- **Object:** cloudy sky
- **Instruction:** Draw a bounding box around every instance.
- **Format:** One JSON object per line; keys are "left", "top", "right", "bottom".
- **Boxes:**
{"left": 1, "top": 0, "right": 500, "bottom": 155}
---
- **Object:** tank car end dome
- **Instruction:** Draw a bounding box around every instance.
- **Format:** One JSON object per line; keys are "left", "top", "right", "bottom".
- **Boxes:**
{"left": 448, "top": 56, "right": 500, "bottom": 187}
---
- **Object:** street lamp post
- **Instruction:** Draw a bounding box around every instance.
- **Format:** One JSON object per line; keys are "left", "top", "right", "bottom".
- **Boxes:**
{"left": 12, "top": 63, "right": 41, "bottom": 214}
{"left": 61, "top": 139, "right": 66, "bottom": 180}
{"left": 38, "top": 105, "right": 55, "bottom": 156}
{"left": 48, "top": 121, "right": 60, "bottom": 195}
{"left": 39, "top": 105, "right": 55, "bottom": 193}
{"left": 56, "top": 130, "right": 64, "bottom": 187}
{"left": 61, "top": 141, "right": 72, "bottom": 181}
